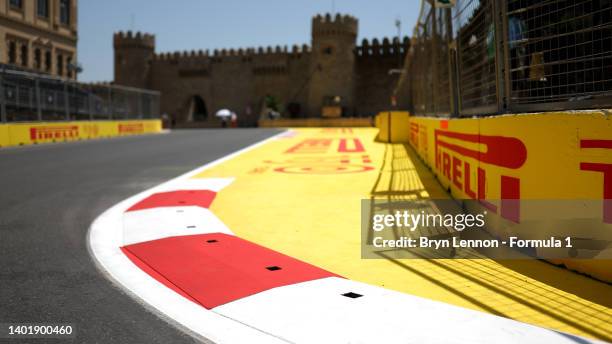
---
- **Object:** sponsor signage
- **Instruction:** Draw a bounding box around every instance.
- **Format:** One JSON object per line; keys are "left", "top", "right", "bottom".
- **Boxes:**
{"left": 29, "top": 126, "right": 79, "bottom": 141}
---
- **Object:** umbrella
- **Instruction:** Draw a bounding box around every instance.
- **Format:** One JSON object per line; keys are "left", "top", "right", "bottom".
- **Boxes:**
{"left": 215, "top": 109, "right": 232, "bottom": 118}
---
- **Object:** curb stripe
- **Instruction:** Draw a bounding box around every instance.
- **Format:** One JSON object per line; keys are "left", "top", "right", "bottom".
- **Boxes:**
{"left": 122, "top": 206, "right": 233, "bottom": 245}
{"left": 121, "top": 246, "right": 201, "bottom": 305}
{"left": 126, "top": 190, "right": 216, "bottom": 212}
{"left": 122, "top": 233, "right": 339, "bottom": 309}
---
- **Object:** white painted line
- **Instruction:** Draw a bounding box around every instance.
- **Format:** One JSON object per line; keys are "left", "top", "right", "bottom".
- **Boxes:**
{"left": 154, "top": 178, "right": 236, "bottom": 193}
{"left": 214, "top": 277, "right": 605, "bottom": 344}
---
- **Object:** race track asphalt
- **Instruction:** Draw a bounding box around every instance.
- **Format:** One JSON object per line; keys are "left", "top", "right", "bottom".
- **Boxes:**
{"left": 0, "top": 129, "right": 281, "bottom": 343}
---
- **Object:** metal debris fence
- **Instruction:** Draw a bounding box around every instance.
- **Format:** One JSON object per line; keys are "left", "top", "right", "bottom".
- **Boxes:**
{"left": 0, "top": 65, "right": 160, "bottom": 122}
{"left": 402, "top": 0, "right": 612, "bottom": 117}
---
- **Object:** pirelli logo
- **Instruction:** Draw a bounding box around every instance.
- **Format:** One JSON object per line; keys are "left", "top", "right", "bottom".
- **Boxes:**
{"left": 118, "top": 123, "right": 144, "bottom": 134}
{"left": 29, "top": 126, "right": 79, "bottom": 141}
{"left": 285, "top": 138, "right": 365, "bottom": 154}
{"left": 259, "top": 135, "right": 373, "bottom": 174}
{"left": 434, "top": 129, "right": 527, "bottom": 223}
{"left": 580, "top": 139, "right": 612, "bottom": 223}
{"left": 410, "top": 121, "right": 428, "bottom": 152}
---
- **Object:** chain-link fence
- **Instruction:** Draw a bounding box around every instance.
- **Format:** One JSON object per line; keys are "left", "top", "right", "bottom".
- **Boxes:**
{"left": 403, "top": 0, "right": 612, "bottom": 117}
{"left": 0, "top": 65, "right": 160, "bottom": 122}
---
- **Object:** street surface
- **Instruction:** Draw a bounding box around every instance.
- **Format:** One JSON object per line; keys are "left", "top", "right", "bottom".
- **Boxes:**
{"left": 0, "top": 129, "right": 280, "bottom": 343}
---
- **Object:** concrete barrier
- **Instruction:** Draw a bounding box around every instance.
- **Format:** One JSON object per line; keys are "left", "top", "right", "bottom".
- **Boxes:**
{"left": 376, "top": 110, "right": 612, "bottom": 282}
{"left": 259, "top": 117, "right": 373, "bottom": 128}
{"left": 374, "top": 111, "right": 410, "bottom": 143}
{"left": 0, "top": 119, "right": 162, "bottom": 148}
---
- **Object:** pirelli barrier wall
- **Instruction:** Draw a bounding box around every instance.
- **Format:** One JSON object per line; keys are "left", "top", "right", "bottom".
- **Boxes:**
{"left": 0, "top": 120, "right": 162, "bottom": 148}
{"left": 376, "top": 110, "right": 612, "bottom": 282}
{"left": 375, "top": 111, "right": 411, "bottom": 143}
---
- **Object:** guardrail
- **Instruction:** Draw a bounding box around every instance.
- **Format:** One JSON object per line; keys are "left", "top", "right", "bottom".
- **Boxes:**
{"left": 0, "top": 65, "right": 160, "bottom": 122}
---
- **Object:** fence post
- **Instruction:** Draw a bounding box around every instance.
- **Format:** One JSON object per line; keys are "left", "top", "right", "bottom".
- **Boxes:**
{"left": 63, "top": 82, "right": 69, "bottom": 120}
{"left": 137, "top": 92, "right": 143, "bottom": 119}
{"left": 431, "top": 7, "right": 439, "bottom": 117}
{"left": 88, "top": 85, "right": 93, "bottom": 120}
{"left": 108, "top": 86, "right": 113, "bottom": 119}
{"left": 493, "top": 0, "right": 508, "bottom": 114}
{"left": 444, "top": 8, "right": 458, "bottom": 118}
{"left": 499, "top": 0, "right": 512, "bottom": 113}
{"left": 0, "top": 73, "right": 6, "bottom": 123}
{"left": 35, "top": 78, "right": 42, "bottom": 121}
{"left": 15, "top": 83, "right": 20, "bottom": 111}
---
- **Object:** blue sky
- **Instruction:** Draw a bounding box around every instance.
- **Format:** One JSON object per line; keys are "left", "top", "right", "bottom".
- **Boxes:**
{"left": 78, "top": 0, "right": 422, "bottom": 82}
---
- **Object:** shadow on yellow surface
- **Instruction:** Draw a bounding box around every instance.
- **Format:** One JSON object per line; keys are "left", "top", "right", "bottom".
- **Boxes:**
{"left": 370, "top": 143, "right": 612, "bottom": 341}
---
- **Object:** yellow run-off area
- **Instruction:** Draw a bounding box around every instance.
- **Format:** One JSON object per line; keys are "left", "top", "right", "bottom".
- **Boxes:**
{"left": 193, "top": 127, "right": 611, "bottom": 341}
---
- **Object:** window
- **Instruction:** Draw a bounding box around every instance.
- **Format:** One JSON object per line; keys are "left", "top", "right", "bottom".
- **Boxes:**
{"left": 34, "top": 49, "right": 41, "bottom": 69}
{"left": 60, "top": 0, "right": 70, "bottom": 25}
{"left": 9, "top": 0, "right": 22, "bottom": 9}
{"left": 45, "top": 51, "right": 51, "bottom": 71}
{"left": 20, "top": 44, "right": 28, "bottom": 67}
{"left": 8, "top": 41, "right": 16, "bottom": 64}
{"left": 57, "top": 54, "right": 64, "bottom": 76}
{"left": 37, "top": 0, "right": 49, "bottom": 18}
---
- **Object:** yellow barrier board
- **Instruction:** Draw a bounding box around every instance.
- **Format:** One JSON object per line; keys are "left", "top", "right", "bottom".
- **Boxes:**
{"left": 0, "top": 120, "right": 162, "bottom": 148}
{"left": 375, "top": 111, "right": 411, "bottom": 143}
{"left": 0, "top": 125, "right": 9, "bottom": 147}
{"left": 386, "top": 110, "right": 612, "bottom": 282}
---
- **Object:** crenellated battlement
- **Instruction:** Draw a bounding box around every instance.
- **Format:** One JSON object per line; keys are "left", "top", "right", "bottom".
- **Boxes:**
{"left": 147, "top": 34, "right": 407, "bottom": 63}
{"left": 152, "top": 43, "right": 311, "bottom": 63}
{"left": 355, "top": 36, "right": 410, "bottom": 57}
{"left": 312, "top": 13, "right": 358, "bottom": 38}
{"left": 113, "top": 31, "right": 155, "bottom": 49}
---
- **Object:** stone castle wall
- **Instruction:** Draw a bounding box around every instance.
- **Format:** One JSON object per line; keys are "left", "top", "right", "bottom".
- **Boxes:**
{"left": 355, "top": 37, "right": 409, "bottom": 116}
{"left": 113, "top": 14, "right": 409, "bottom": 126}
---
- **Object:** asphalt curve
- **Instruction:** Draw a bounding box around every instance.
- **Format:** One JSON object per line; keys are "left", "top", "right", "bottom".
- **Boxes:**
{"left": 0, "top": 129, "right": 281, "bottom": 343}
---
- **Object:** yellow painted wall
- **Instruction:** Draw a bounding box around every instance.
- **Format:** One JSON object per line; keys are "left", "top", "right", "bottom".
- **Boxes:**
{"left": 375, "top": 111, "right": 411, "bottom": 143}
{"left": 0, "top": 119, "right": 162, "bottom": 148}
{"left": 378, "top": 110, "right": 612, "bottom": 282}
{"left": 0, "top": 124, "right": 9, "bottom": 147}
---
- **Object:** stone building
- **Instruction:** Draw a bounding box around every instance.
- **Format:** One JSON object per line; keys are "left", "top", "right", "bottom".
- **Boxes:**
{"left": 114, "top": 13, "right": 409, "bottom": 126}
{"left": 0, "top": 0, "right": 78, "bottom": 79}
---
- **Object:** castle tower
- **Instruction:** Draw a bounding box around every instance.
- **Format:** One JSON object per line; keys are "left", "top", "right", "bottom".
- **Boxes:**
{"left": 113, "top": 31, "right": 155, "bottom": 89}
{"left": 308, "top": 13, "right": 358, "bottom": 117}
